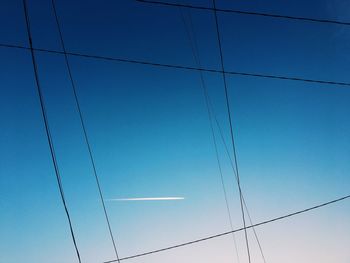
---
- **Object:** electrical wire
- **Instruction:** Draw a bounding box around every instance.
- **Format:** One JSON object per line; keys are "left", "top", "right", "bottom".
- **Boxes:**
{"left": 50, "top": 0, "right": 121, "bottom": 261}
{"left": 103, "top": 193, "right": 350, "bottom": 262}
{"left": 213, "top": 114, "right": 268, "bottom": 263}
{"left": 136, "top": 0, "right": 350, "bottom": 26}
{"left": 16, "top": 3, "right": 350, "bottom": 263}
{"left": 1, "top": 43, "right": 350, "bottom": 87}
{"left": 178, "top": 7, "right": 268, "bottom": 263}
{"left": 178, "top": 7, "right": 241, "bottom": 263}
{"left": 21, "top": 0, "right": 81, "bottom": 262}
{"left": 212, "top": 0, "right": 252, "bottom": 262}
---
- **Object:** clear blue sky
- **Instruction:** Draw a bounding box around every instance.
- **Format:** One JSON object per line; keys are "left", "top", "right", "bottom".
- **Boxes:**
{"left": 1, "top": 0, "right": 350, "bottom": 263}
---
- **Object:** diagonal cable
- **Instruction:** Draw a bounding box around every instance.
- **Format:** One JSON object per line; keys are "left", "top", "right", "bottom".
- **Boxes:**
{"left": 50, "top": 0, "right": 121, "bottom": 261}
{"left": 179, "top": 9, "right": 268, "bottom": 262}
{"left": 212, "top": 0, "right": 252, "bottom": 262}
{"left": 21, "top": 0, "right": 81, "bottom": 262}
{"left": 103, "top": 193, "right": 350, "bottom": 262}
{"left": 213, "top": 114, "right": 267, "bottom": 263}
{"left": 136, "top": 0, "right": 350, "bottom": 26}
{"left": 179, "top": 7, "right": 241, "bottom": 263}
{"left": 1, "top": 43, "right": 350, "bottom": 87}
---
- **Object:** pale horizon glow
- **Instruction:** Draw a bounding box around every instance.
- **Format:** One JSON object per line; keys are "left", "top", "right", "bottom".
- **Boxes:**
{"left": 106, "top": 197, "right": 185, "bottom": 201}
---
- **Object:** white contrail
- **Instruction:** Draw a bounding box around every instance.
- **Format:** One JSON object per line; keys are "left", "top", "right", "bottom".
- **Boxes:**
{"left": 106, "top": 197, "right": 185, "bottom": 201}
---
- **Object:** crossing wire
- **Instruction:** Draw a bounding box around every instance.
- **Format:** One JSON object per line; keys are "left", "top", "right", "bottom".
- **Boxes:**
{"left": 178, "top": 7, "right": 268, "bottom": 263}
{"left": 1, "top": 43, "right": 350, "bottom": 87}
{"left": 14, "top": 3, "right": 350, "bottom": 263}
{"left": 136, "top": 0, "right": 350, "bottom": 26}
{"left": 211, "top": 0, "right": 252, "bottom": 262}
{"left": 21, "top": 0, "right": 81, "bottom": 262}
{"left": 50, "top": 0, "right": 121, "bottom": 261}
{"left": 103, "top": 193, "right": 350, "bottom": 262}
{"left": 178, "top": 7, "right": 241, "bottom": 263}
{"left": 213, "top": 112, "right": 268, "bottom": 263}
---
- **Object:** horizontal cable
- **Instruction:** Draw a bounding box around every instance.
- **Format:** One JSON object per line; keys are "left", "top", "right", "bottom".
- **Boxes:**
{"left": 103, "top": 194, "right": 350, "bottom": 262}
{"left": 136, "top": 0, "right": 350, "bottom": 26}
{"left": 1, "top": 43, "right": 350, "bottom": 87}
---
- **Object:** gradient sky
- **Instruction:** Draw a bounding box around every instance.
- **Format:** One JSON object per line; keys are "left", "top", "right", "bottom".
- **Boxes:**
{"left": 1, "top": 0, "right": 350, "bottom": 263}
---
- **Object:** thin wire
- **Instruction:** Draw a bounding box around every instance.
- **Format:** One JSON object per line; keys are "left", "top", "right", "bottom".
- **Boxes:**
{"left": 50, "top": 0, "right": 121, "bottom": 261}
{"left": 188, "top": 6, "right": 266, "bottom": 263}
{"left": 213, "top": 114, "right": 268, "bottom": 263}
{"left": 212, "top": 0, "right": 252, "bottom": 262}
{"left": 15, "top": 4, "right": 349, "bottom": 263}
{"left": 179, "top": 7, "right": 267, "bottom": 262}
{"left": 136, "top": 0, "right": 350, "bottom": 26}
{"left": 21, "top": 0, "right": 81, "bottom": 262}
{"left": 178, "top": 7, "right": 241, "bottom": 263}
{"left": 103, "top": 193, "right": 350, "bottom": 262}
{"left": 1, "top": 43, "right": 350, "bottom": 87}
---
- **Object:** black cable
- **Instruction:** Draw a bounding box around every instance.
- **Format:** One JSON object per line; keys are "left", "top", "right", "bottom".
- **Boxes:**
{"left": 15, "top": 3, "right": 349, "bottom": 263}
{"left": 1, "top": 43, "right": 350, "bottom": 87}
{"left": 179, "top": 7, "right": 268, "bottom": 263}
{"left": 50, "top": 0, "right": 121, "bottom": 261}
{"left": 213, "top": 114, "right": 268, "bottom": 263}
{"left": 21, "top": 0, "right": 81, "bottom": 262}
{"left": 212, "top": 0, "right": 252, "bottom": 262}
{"left": 102, "top": 193, "right": 350, "bottom": 262}
{"left": 136, "top": 0, "right": 350, "bottom": 26}
{"left": 178, "top": 8, "right": 241, "bottom": 263}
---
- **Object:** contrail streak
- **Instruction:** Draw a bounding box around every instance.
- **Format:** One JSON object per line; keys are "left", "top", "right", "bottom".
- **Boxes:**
{"left": 106, "top": 197, "right": 185, "bottom": 201}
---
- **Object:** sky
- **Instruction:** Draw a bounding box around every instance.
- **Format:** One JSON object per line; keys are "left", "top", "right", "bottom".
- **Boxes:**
{"left": 1, "top": 0, "right": 350, "bottom": 263}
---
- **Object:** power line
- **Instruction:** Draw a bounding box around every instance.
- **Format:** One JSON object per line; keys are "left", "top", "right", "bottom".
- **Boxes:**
{"left": 21, "top": 0, "right": 81, "bottom": 262}
{"left": 180, "top": 7, "right": 267, "bottom": 263}
{"left": 178, "top": 7, "right": 241, "bottom": 263}
{"left": 103, "top": 193, "right": 350, "bottom": 262}
{"left": 180, "top": 6, "right": 268, "bottom": 262}
{"left": 213, "top": 113, "right": 268, "bottom": 263}
{"left": 15, "top": 3, "right": 349, "bottom": 263}
{"left": 211, "top": 0, "right": 252, "bottom": 262}
{"left": 1, "top": 43, "right": 350, "bottom": 87}
{"left": 136, "top": 0, "right": 350, "bottom": 26}
{"left": 13, "top": 2, "right": 349, "bottom": 263}
{"left": 50, "top": 0, "right": 121, "bottom": 261}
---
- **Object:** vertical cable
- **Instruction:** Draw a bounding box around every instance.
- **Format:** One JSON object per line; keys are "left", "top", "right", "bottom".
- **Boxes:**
{"left": 215, "top": 117, "right": 267, "bottom": 263}
{"left": 50, "top": 0, "right": 121, "bottom": 261}
{"left": 180, "top": 7, "right": 267, "bottom": 263}
{"left": 211, "top": 0, "right": 252, "bottom": 262}
{"left": 21, "top": 0, "right": 81, "bottom": 262}
{"left": 178, "top": 8, "right": 241, "bottom": 263}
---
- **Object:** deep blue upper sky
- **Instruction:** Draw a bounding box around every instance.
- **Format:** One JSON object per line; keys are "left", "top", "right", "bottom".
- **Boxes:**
{"left": 1, "top": 0, "right": 350, "bottom": 263}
